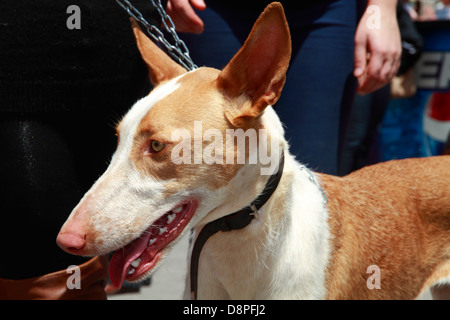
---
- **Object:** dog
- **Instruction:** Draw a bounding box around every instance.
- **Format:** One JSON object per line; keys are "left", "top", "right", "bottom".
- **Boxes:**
{"left": 57, "top": 3, "right": 450, "bottom": 299}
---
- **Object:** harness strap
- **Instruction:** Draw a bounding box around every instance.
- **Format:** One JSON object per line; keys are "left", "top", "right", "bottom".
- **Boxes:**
{"left": 190, "top": 150, "right": 285, "bottom": 300}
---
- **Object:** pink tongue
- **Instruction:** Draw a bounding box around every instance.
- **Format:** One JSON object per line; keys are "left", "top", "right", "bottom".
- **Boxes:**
{"left": 109, "top": 232, "right": 151, "bottom": 288}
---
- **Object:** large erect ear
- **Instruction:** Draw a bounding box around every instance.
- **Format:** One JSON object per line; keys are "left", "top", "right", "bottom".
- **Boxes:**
{"left": 218, "top": 2, "right": 291, "bottom": 127}
{"left": 131, "top": 18, "right": 187, "bottom": 86}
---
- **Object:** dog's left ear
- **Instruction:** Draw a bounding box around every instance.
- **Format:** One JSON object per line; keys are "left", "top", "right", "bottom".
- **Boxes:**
{"left": 131, "top": 18, "right": 187, "bottom": 86}
{"left": 218, "top": 2, "right": 291, "bottom": 127}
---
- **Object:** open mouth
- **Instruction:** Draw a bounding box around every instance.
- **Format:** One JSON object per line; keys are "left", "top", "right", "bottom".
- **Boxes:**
{"left": 108, "top": 199, "right": 198, "bottom": 288}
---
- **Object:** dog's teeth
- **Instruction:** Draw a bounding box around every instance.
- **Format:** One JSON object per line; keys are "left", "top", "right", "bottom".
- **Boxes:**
{"left": 159, "top": 226, "right": 167, "bottom": 235}
{"left": 172, "top": 206, "right": 183, "bottom": 214}
{"left": 128, "top": 268, "right": 135, "bottom": 275}
{"left": 149, "top": 238, "right": 156, "bottom": 246}
{"left": 167, "top": 213, "right": 176, "bottom": 224}
{"left": 131, "top": 258, "right": 141, "bottom": 268}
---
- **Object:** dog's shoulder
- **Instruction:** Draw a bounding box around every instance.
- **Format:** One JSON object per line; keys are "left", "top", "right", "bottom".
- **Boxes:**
{"left": 317, "top": 155, "right": 450, "bottom": 244}
{"left": 324, "top": 155, "right": 450, "bottom": 187}
{"left": 319, "top": 156, "right": 450, "bottom": 206}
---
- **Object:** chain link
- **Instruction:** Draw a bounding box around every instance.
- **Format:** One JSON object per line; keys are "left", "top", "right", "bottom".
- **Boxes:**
{"left": 115, "top": 0, "right": 198, "bottom": 71}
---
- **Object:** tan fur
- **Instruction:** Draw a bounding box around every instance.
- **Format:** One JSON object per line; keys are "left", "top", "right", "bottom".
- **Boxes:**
{"left": 321, "top": 156, "right": 450, "bottom": 299}
{"left": 131, "top": 18, "right": 186, "bottom": 85}
{"left": 217, "top": 3, "right": 291, "bottom": 127}
{"left": 130, "top": 68, "right": 248, "bottom": 190}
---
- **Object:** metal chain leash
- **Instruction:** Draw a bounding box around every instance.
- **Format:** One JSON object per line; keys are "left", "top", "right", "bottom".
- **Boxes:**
{"left": 115, "top": 0, "right": 198, "bottom": 71}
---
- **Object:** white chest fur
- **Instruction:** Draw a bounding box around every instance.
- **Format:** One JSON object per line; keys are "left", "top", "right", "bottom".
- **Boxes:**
{"left": 192, "top": 155, "right": 331, "bottom": 299}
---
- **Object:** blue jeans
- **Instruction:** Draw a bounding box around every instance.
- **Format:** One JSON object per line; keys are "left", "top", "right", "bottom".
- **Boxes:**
{"left": 180, "top": 0, "right": 366, "bottom": 174}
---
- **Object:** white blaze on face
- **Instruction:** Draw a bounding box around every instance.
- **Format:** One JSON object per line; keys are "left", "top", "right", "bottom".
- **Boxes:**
{"left": 90, "top": 75, "right": 185, "bottom": 235}
{"left": 114, "top": 77, "right": 183, "bottom": 163}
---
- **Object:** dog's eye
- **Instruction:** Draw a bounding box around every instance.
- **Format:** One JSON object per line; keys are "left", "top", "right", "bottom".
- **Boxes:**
{"left": 149, "top": 140, "right": 166, "bottom": 153}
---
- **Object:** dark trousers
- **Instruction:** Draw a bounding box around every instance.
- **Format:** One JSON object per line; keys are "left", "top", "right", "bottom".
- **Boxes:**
{"left": 180, "top": 0, "right": 366, "bottom": 174}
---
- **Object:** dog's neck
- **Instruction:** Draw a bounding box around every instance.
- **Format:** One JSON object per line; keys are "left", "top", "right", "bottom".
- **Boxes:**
{"left": 192, "top": 153, "right": 331, "bottom": 299}
{"left": 190, "top": 148, "right": 285, "bottom": 299}
{"left": 191, "top": 119, "right": 331, "bottom": 299}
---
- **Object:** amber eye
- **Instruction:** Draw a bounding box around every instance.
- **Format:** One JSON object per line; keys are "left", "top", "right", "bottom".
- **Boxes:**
{"left": 149, "top": 140, "right": 166, "bottom": 153}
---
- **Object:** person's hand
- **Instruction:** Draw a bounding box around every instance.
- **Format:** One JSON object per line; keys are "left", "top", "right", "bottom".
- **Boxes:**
{"left": 354, "top": 2, "right": 402, "bottom": 95}
{"left": 166, "top": 0, "right": 206, "bottom": 34}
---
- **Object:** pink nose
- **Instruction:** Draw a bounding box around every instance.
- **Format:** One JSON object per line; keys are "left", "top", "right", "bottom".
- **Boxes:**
{"left": 57, "top": 196, "right": 93, "bottom": 255}
{"left": 56, "top": 232, "right": 86, "bottom": 255}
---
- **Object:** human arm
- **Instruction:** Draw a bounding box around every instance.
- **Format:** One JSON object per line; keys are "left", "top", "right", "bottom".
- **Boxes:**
{"left": 354, "top": 0, "right": 402, "bottom": 95}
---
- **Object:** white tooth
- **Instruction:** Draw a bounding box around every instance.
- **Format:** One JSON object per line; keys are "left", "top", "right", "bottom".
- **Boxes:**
{"left": 167, "top": 213, "right": 176, "bottom": 224}
{"left": 128, "top": 268, "right": 135, "bottom": 275}
{"left": 172, "top": 206, "right": 183, "bottom": 214}
{"left": 149, "top": 238, "right": 156, "bottom": 246}
{"left": 131, "top": 258, "right": 141, "bottom": 268}
{"left": 159, "top": 226, "right": 167, "bottom": 235}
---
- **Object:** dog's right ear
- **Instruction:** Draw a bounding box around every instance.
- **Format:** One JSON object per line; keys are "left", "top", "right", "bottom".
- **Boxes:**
{"left": 217, "top": 2, "right": 291, "bottom": 128}
{"left": 131, "top": 18, "right": 187, "bottom": 86}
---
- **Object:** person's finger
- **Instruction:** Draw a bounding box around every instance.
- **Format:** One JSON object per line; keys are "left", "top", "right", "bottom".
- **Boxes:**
{"left": 353, "top": 38, "right": 367, "bottom": 79}
{"left": 388, "top": 51, "right": 402, "bottom": 80}
{"left": 357, "top": 51, "right": 384, "bottom": 95}
{"left": 190, "top": 0, "right": 206, "bottom": 11}
{"left": 167, "top": 0, "right": 204, "bottom": 34}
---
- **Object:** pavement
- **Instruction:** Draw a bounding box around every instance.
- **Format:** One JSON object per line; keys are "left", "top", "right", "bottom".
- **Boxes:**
{"left": 108, "top": 233, "right": 190, "bottom": 300}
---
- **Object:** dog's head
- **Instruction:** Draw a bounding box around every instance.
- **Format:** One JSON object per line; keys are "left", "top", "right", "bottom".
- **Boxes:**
{"left": 57, "top": 2, "right": 291, "bottom": 288}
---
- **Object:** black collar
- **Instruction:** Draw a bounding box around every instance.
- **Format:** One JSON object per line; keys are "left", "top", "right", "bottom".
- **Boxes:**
{"left": 190, "top": 150, "right": 285, "bottom": 300}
